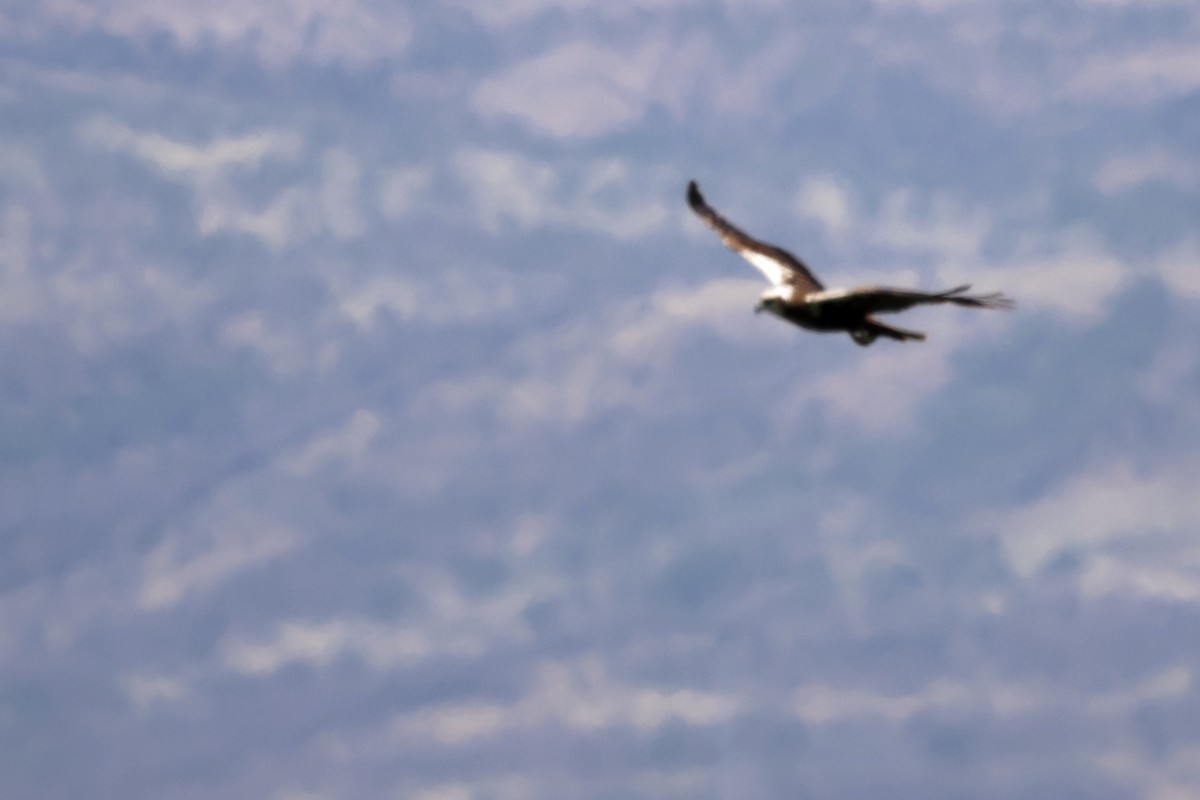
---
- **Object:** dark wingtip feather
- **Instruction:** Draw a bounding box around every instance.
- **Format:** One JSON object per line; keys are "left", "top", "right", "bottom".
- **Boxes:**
{"left": 940, "top": 284, "right": 1015, "bottom": 310}
{"left": 686, "top": 180, "right": 704, "bottom": 210}
{"left": 977, "top": 292, "right": 1016, "bottom": 310}
{"left": 957, "top": 291, "right": 1016, "bottom": 310}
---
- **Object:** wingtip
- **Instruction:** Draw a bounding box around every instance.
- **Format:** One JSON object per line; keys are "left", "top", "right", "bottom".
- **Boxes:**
{"left": 949, "top": 287, "right": 1016, "bottom": 310}
{"left": 686, "top": 180, "right": 704, "bottom": 209}
{"left": 985, "top": 293, "right": 1017, "bottom": 310}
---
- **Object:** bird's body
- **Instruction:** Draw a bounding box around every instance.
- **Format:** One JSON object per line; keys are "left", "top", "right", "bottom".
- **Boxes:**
{"left": 686, "top": 181, "right": 1013, "bottom": 345}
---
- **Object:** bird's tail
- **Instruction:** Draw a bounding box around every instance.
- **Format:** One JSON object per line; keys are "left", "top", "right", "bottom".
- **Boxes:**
{"left": 938, "top": 284, "right": 1015, "bottom": 309}
{"left": 853, "top": 318, "right": 927, "bottom": 346}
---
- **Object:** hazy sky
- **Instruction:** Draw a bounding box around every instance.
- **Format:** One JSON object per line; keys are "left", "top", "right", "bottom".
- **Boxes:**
{"left": 3, "top": 1, "right": 1200, "bottom": 798}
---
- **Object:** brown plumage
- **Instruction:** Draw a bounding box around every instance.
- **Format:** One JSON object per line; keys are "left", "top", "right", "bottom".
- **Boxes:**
{"left": 686, "top": 181, "right": 1013, "bottom": 345}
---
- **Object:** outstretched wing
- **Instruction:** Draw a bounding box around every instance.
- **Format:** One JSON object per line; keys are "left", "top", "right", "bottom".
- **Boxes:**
{"left": 807, "top": 284, "right": 1015, "bottom": 316}
{"left": 687, "top": 181, "right": 823, "bottom": 292}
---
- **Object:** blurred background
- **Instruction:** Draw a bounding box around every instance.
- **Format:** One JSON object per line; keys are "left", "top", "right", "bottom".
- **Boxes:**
{"left": 3, "top": 1, "right": 1200, "bottom": 797}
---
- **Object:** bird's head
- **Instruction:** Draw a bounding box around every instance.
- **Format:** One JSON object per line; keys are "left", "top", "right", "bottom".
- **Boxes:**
{"left": 755, "top": 295, "right": 784, "bottom": 315}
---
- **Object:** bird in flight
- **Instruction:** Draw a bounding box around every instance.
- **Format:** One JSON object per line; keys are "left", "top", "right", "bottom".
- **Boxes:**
{"left": 686, "top": 181, "right": 1013, "bottom": 345}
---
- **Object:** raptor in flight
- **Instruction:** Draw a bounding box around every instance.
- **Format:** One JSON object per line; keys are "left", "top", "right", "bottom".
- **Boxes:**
{"left": 687, "top": 181, "right": 1013, "bottom": 345}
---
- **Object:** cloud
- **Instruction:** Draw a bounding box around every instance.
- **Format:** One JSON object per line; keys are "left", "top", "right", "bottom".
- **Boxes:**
{"left": 219, "top": 567, "right": 547, "bottom": 676}
{"left": 1138, "top": 333, "right": 1199, "bottom": 407}
{"left": 870, "top": 0, "right": 975, "bottom": 10}
{"left": 987, "top": 229, "right": 1128, "bottom": 323}
{"left": 792, "top": 679, "right": 973, "bottom": 724}
{"left": 772, "top": 330, "right": 960, "bottom": 436}
{"left": 471, "top": 36, "right": 711, "bottom": 138}
{"left": 76, "top": 118, "right": 373, "bottom": 251}
{"left": 454, "top": 148, "right": 558, "bottom": 229}
{"left": 281, "top": 409, "right": 381, "bottom": 477}
{"left": 0, "top": 558, "right": 138, "bottom": 662}
{"left": 981, "top": 460, "right": 1200, "bottom": 578}
{"left": 868, "top": 188, "right": 993, "bottom": 262}
{"left": 221, "top": 619, "right": 432, "bottom": 675}
{"left": 0, "top": 176, "right": 216, "bottom": 350}
{"left": 77, "top": 116, "right": 303, "bottom": 176}
{"left": 409, "top": 784, "right": 477, "bottom": 800}
{"left": 79, "top": 118, "right": 371, "bottom": 250}
{"left": 333, "top": 262, "right": 531, "bottom": 330}
{"left": 195, "top": 146, "right": 369, "bottom": 249}
{"left": 317, "top": 148, "right": 368, "bottom": 240}
{"left": 453, "top": 147, "right": 672, "bottom": 238}
{"left": 415, "top": 276, "right": 766, "bottom": 428}
{"left": 122, "top": 673, "right": 193, "bottom": 712}
{"left": 384, "top": 655, "right": 739, "bottom": 745}
{"left": 1079, "top": 557, "right": 1200, "bottom": 603}
{"left": 452, "top": 0, "right": 791, "bottom": 29}
{"left": 1068, "top": 44, "right": 1200, "bottom": 105}
{"left": 1153, "top": 238, "right": 1200, "bottom": 300}
{"left": 134, "top": 423, "right": 409, "bottom": 613}
{"left": 1094, "top": 147, "right": 1200, "bottom": 195}
{"left": 453, "top": 0, "right": 693, "bottom": 27}
{"left": 792, "top": 664, "right": 1193, "bottom": 727}
{"left": 219, "top": 311, "right": 323, "bottom": 376}
{"left": 0, "top": 204, "right": 46, "bottom": 325}
{"left": 608, "top": 277, "right": 774, "bottom": 359}
{"left": 27, "top": 0, "right": 413, "bottom": 68}
{"left": 794, "top": 175, "right": 856, "bottom": 239}
{"left": 856, "top": 6, "right": 1200, "bottom": 119}
{"left": 377, "top": 165, "right": 434, "bottom": 220}
{"left": 139, "top": 518, "right": 301, "bottom": 611}
{"left": 473, "top": 40, "right": 657, "bottom": 138}
{"left": 1098, "top": 745, "right": 1200, "bottom": 800}
{"left": 426, "top": 352, "right": 640, "bottom": 429}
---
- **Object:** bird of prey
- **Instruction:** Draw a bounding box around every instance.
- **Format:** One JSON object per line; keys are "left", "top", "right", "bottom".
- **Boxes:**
{"left": 686, "top": 181, "right": 1013, "bottom": 345}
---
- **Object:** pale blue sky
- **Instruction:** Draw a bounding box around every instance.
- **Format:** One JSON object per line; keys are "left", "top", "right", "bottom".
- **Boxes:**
{"left": 3, "top": 1, "right": 1200, "bottom": 797}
